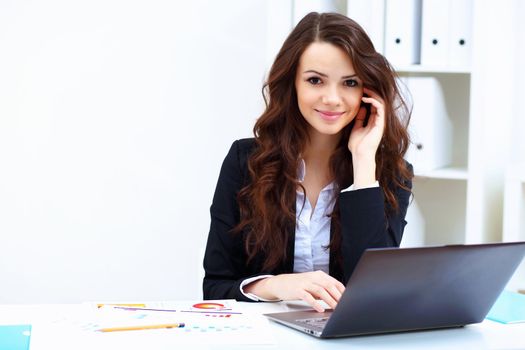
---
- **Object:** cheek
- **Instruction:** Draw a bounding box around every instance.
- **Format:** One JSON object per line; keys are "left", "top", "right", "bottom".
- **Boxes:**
{"left": 296, "top": 87, "right": 318, "bottom": 109}
{"left": 345, "top": 94, "right": 363, "bottom": 113}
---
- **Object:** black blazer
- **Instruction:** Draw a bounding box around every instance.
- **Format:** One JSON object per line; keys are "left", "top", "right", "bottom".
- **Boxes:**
{"left": 203, "top": 138, "right": 412, "bottom": 301}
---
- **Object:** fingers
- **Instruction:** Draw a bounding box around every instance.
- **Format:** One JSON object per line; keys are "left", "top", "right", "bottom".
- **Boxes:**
{"left": 335, "top": 280, "right": 346, "bottom": 294}
{"left": 353, "top": 105, "right": 368, "bottom": 129}
{"left": 307, "top": 272, "right": 346, "bottom": 312}
{"left": 362, "top": 87, "right": 383, "bottom": 102}
{"left": 322, "top": 277, "right": 346, "bottom": 306}
{"left": 316, "top": 272, "right": 345, "bottom": 302}
{"left": 328, "top": 282, "right": 345, "bottom": 302}
{"left": 361, "top": 90, "right": 385, "bottom": 132}
{"left": 362, "top": 87, "right": 385, "bottom": 121}
{"left": 300, "top": 290, "right": 326, "bottom": 313}
{"left": 274, "top": 272, "right": 347, "bottom": 313}
{"left": 361, "top": 96, "right": 384, "bottom": 117}
{"left": 311, "top": 285, "right": 338, "bottom": 310}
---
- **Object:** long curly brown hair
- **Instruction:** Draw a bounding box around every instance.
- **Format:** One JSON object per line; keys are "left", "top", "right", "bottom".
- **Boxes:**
{"left": 235, "top": 12, "right": 412, "bottom": 272}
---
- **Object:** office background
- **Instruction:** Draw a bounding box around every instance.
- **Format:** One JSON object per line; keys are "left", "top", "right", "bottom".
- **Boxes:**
{"left": 0, "top": 0, "right": 523, "bottom": 303}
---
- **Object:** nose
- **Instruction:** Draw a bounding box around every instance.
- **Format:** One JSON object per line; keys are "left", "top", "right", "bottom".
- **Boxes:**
{"left": 321, "top": 85, "right": 342, "bottom": 106}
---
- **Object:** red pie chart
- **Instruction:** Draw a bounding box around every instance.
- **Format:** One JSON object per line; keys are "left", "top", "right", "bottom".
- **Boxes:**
{"left": 192, "top": 302, "right": 225, "bottom": 310}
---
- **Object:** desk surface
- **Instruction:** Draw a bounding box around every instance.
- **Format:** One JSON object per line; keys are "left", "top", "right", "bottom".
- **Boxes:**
{"left": 1, "top": 301, "right": 524, "bottom": 350}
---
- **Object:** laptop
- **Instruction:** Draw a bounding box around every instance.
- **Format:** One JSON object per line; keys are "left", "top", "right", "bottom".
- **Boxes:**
{"left": 264, "top": 241, "right": 525, "bottom": 338}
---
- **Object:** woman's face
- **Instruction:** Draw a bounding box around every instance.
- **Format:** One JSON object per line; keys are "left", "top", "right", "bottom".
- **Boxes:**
{"left": 295, "top": 41, "right": 363, "bottom": 138}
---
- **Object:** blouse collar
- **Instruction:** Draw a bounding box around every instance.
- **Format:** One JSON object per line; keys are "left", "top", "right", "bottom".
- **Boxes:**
{"left": 297, "top": 158, "right": 335, "bottom": 191}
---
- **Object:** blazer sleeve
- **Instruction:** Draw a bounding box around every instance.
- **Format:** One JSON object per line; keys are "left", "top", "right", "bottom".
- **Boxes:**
{"left": 339, "top": 162, "right": 413, "bottom": 284}
{"left": 202, "top": 140, "right": 260, "bottom": 301}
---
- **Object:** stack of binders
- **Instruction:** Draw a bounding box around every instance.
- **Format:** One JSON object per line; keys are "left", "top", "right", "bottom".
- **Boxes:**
{"left": 381, "top": 0, "right": 473, "bottom": 67}
{"left": 399, "top": 75, "right": 453, "bottom": 173}
{"left": 384, "top": 0, "right": 422, "bottom": 65}
{"left": 420, "top": 0, "right": 472, "bottom": 67}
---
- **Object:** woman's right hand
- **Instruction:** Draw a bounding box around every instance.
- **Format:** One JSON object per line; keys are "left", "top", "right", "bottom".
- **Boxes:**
{"left": 244, "top": 271, "right": 346, "bottom": 312}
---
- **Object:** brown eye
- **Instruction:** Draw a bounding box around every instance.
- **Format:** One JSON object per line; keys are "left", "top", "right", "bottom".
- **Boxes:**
{"left": 307, "top": 77, "right": 322, "bottom": 85}
{"left": 344, "top": 79, "right": 358, "bottom": 87}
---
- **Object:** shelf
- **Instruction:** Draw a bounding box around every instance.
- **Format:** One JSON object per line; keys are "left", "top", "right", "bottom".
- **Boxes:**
{"left": 395, "top": 65, "right": 471, "bottom": 74}
{"left": 403, "top": 179, "right": 467, "bottom": 247}
{"left": 414, "top": 167, "right": 469, "bottom": 180}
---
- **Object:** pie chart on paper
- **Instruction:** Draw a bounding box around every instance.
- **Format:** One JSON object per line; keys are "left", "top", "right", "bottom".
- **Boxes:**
{"left": 192, "top": 302, "right": 225, "bottom": 310}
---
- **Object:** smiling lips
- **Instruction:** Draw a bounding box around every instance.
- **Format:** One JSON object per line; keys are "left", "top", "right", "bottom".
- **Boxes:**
{"left": 316, "top": 109, "right": 345, "bottom": 121}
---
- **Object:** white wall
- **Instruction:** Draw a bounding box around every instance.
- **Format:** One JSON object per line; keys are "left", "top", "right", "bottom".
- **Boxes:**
{"left": 513, "top": 0, "right": 525, "bottom": 161}
{"left": 0, "top": 0, "right": 279, "bottom": 303}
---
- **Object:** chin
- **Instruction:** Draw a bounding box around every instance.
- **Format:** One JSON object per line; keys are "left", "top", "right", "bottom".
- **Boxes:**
{"left": 312, "top": 125, "right": 346, "bottom": 136}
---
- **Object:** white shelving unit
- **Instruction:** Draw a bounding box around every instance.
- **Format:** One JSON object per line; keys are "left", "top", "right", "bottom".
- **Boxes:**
{"left": 414, "top": 167, "right": 469, "bottom": 181}
{"left": 395, "top": 65, "right": 471, "bottom": 74}
{"left": 395, "top": 65, "right": 473, "bottom": 247}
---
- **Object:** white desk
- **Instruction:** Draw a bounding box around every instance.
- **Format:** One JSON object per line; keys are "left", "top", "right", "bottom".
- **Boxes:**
{"left": 1, "top": 301, "right": 524, "bottom": 350}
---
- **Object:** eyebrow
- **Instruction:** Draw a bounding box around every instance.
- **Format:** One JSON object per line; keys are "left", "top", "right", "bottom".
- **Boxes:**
{"left": 303, "top": 69, "right": 358, "bottom": 79}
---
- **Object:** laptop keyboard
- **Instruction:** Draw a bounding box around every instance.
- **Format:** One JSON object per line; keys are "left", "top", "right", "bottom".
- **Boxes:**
{"left": 295, "top": 317, "right": 329, "bottom": 329}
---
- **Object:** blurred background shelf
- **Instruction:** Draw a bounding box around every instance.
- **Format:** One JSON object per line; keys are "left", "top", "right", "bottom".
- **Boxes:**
{"left": 414, "top": 166, "right": 469, "bottom": 180}
{"left": 395, "top": 65, "right": 471, "bottom": 74}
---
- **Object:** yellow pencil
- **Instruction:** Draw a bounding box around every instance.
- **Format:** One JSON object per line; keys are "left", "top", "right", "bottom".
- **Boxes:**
{"left": 96, "top": 303, "right": 147, "bottom": 309}
{"left": 98, "top": 323, "right": 185, "bottom": 332}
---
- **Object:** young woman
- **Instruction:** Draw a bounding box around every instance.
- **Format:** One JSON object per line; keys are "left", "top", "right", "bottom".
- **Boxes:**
{"left": 203, "top": 12, "right": 413, "bottom": 312}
